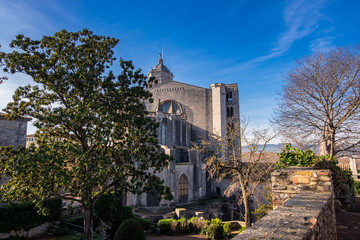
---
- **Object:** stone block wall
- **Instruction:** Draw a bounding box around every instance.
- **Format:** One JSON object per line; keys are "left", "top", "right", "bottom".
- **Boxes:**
{"left": 0, "top": 115, "right": 28, "bottom": 148}
{"left": 234, "top": 167, "right": 337, "bottom": 240}
{"left": 272, "top": 167, "right": 333, "bottom": 208}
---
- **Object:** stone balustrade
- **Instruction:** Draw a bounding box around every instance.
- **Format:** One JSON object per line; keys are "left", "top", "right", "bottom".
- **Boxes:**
{"left": 234, "top": 167, "right": 337, "bottom": 240}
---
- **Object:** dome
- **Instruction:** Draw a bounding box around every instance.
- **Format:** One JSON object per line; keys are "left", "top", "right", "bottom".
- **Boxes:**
{"left": 148, "top": 55, "right": 173, "bottom": 84}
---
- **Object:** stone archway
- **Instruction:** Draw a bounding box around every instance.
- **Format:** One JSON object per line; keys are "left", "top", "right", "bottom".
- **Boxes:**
{"left": 178, "top": 174, "right": 189, "bottom": 203}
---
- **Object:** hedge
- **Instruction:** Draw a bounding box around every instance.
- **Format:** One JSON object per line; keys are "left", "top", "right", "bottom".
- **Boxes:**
{"left": 0, "top": 198, "right": 62, "bottom": 232}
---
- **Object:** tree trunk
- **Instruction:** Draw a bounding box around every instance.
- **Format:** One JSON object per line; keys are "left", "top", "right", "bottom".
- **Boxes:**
{"left": 83, "top": 205, "right": 93, "bottom": 240}
{"left": 240, "top": 182, "right": 251, "bottom": 227}
{"left": 319, "top": 124, "right": 336, "bottom": 156}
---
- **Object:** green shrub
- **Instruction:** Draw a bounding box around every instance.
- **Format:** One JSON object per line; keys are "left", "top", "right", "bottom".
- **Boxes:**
{"left": 66, "top": 214, "right": 101, "bottom": 230}
{"left": 170, "top": 219, "right": 178, "bottom": 233}
{"left": 189, "top": 217, "right": 209, "bottom": 233}
{"left": 355, "top": 181, "right": 360, "bottom": 195}
{"left": 157, "top": 219, "right": 174, "bottom": 235}
{"left": 210, "top": 218, "right": 222, "bottom": 226}
{"left": 94, "top": 193, "right": 115, "bottom": 223}
{"left": 137, "top": 217, "right": 155, "bottom": 233}
{"left": 239, "top": 226, "right": 246, "bottom": 233}
{"left": 274, "top": 143, "right": 354, "bottom": 195}
{"left": 0, "top": 198, "right": 62, "bottom": 232}
{"left": 73, "top": 233, "right": 102, "bottom": 240}
{"left": 223, "top": 222, "right": 231, "bottom": 234}
{"left": 274, "top": 143, "right": 317, "bottom": 169}
{"left": 206, "top": 224, "right": 224, "bottom": 240}
{"left": 177, "top": 218, "right": 190, "bottom": 233}
{"left": 119, "top": 206, "right": 135, "bottom": 223}
{"left": 53, "top": 220, "right": 72, "bottom": 236}
{"left": 114, "top": 218, "right": 146, "bottom": 240}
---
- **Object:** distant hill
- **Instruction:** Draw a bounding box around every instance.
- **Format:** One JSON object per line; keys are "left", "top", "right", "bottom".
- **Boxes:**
{"left": 242, "top": 143, "right": 285, "bottom": 153}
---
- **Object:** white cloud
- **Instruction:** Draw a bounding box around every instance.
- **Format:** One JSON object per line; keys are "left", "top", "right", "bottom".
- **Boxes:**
{"left": 309, "top": 36, "right": 337, "bottom": 52}
{"left": 223, "top": 0, "right": 327, "bottom": 73}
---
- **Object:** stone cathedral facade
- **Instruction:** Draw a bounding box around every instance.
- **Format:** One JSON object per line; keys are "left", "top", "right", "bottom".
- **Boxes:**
{"left": 127, "top": 56, "right": 239, "bottom": 207}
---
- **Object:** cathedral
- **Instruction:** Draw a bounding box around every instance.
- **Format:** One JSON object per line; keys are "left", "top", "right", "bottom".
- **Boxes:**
{"left": 127, "top": 56, "right": 239, "bottom": 207}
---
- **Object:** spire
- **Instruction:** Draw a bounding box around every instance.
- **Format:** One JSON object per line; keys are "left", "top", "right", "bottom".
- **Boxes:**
{"left": 158, "top": 53, "right": 163, "bottom": 64}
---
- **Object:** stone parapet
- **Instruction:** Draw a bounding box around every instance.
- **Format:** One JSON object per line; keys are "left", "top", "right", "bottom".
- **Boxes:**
{"left": 271, "top": 167, "right": 333, "bottom": 208}
{"left": 234, "top": 193, "right": 336, "bottom": 240}
{"left": 234, "top": 167, "right": 336, "bottom": 240}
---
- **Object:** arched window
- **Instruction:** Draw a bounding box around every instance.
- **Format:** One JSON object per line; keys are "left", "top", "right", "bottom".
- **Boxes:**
{"left": 161, "top": 101, "right": 181, "bottom": 114}
{"left": 230, "top": 107, "right": 233, "bottom": 117}
{"left": 161, "top": 123, "right": 166, "bottom": 145}
{"left": 178, "top": 174, "right": 189, "bottom": 203}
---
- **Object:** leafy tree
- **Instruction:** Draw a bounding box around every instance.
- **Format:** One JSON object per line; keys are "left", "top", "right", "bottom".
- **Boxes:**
{"left": 0, "top": 29, "right": 171, "bottom": 240}
{"left": 196, "top": 120, "right": 275, "bottom": 227}
{"left": 273, "top": 46, "right": 360, "bottom": 156}
{"left": 0, "top": 44, "right": 7, "bottom": 84}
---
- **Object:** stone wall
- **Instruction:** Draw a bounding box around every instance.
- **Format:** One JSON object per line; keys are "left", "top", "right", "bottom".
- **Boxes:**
{"left": 0, "top": 222, "right": 54, "bottom": 239}
{"left": 0, "top": 115, "right": 28, "bottom": 148}
{"left": 234, "top": 167, "right": 337, "bottom": 240}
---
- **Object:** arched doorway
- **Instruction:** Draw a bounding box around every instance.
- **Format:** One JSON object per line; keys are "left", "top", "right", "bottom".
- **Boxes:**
{"left": 178, "top": 174, "right": 189, "bottom": 203}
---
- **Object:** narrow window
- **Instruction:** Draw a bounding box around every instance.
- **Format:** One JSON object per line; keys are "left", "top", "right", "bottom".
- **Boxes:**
{"left": 161, "top": 123, "right": 166, "bottom": 145}
{"left": 227, "top": 91, "right": 233, "bottom": 102}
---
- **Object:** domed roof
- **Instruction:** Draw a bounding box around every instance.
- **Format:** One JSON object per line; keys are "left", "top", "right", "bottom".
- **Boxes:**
{"left": 153, "top": 57, "right": 170, "bottom": 72}
{"left": 148, "top": 55, "right": 173, "bottom": 84}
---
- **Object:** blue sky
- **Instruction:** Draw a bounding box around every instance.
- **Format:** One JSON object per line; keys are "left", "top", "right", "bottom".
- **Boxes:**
{"left": 1, "top": 0, "right": 360, "bottom": 139}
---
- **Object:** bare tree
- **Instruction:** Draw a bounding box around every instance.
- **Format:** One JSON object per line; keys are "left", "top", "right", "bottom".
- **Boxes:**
{"left": 196, "top": 120, "right": 275, "bottom": 227}
{"left": 274, "top": 46, "right": 360, "bottom": 156}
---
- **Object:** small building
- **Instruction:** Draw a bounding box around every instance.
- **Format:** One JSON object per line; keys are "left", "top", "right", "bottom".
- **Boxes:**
{"left": 0, "top": 113, "right": 30, "bottom": 187}
{"left": 0, "top": 113, "right": 29, "bottom": 148}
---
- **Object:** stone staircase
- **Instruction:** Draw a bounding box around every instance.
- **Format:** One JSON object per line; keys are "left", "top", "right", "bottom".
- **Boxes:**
{"left": 44, "top": 221, "right": 60, "bottom": 237}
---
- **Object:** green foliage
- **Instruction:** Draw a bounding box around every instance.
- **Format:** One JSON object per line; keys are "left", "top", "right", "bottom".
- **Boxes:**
{"left": 210, "top": 218, "right": 222, "bottom": 226}
{"left": 73, "top": 233, "right": 102, "bottom": 240}
{"left": 119, "top": 206, "right": 134, "bottom": 223}
{"left": 66, "top": 214, "right": 101, "bottom": 230}
{"left": 0, "top": 29, "right": 172, "bottom": 240}
{"left": 355, "top": 181, "right": 360, "bottom": 195}
{"left": 239, "top": 226, "right": 246, "bottom": 233}
{"left": 253, "top": 202, "right": 273, "bottom": 220}
{"left": 189, "top": 217, "right": 209, "bottom": 233}
{"left": 0, "top": 198, "right": 61, "bottom": 232}
{"left": 114, "top": 218, "right": 146, "bottom": 240}
{"left": 274, "top": 143, "right": 317, "bottom": 169}
{"left": 274, "top": 143, "right": 354, "bottom": 197}
{"left": 206, "top": 224, "right": 224, "bottom": 240}
{"left": 253, "top": 185, "right": 273, "bottom": 220}
{"left": 223, "top": 222, "right": 231, "bottom": 234}
{"left": 157, "top": 219, "right": 175, "bottom": 235}
{"left": 117, "top": 206, "right": 155, "bottom": 232}
{"left": 313, "top": 158, "right": 354, "bottom": 188}
{"left": 94, "top": 193, "right": 115, "bottom": 223}
{"left": 177, "top": 218, "right": 190, "bottom": 233}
